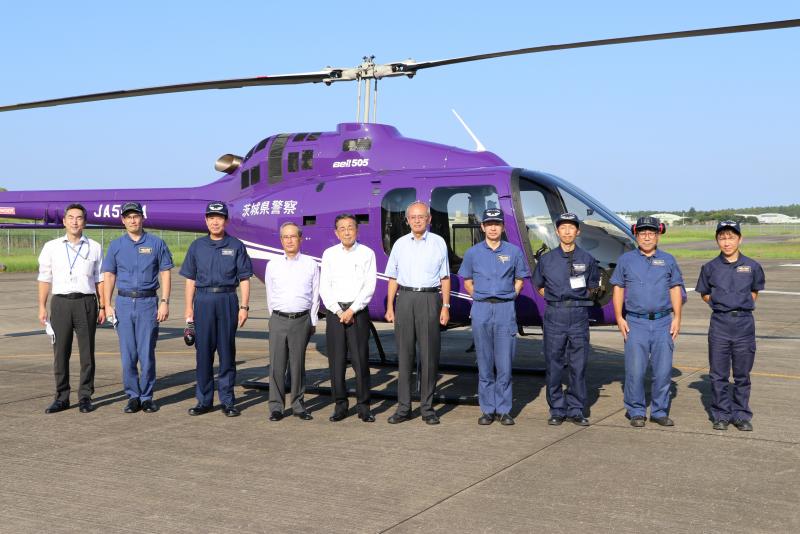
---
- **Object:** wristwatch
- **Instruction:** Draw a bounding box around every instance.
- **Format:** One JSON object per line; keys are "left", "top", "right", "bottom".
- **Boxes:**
{"left": 443, "top": 303, "right": 451, "bottom": 308}
{"left": 239, "top": 305, "right": 250, "bottom": 311}
{"left": 161, "top": 298, "right": 169, "bottom": 304}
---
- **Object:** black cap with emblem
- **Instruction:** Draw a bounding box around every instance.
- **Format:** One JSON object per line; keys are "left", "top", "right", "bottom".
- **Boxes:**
{"left": 482, "top": 208, "right": 504, "bottom": 223}
{"left": 121, "top": 201, "right": 143, "bottom": 216}
{"left": 716, "top": 220, "right": 741, "bottom": 236}
{"left": 205, "top": 201, "right": 228, "bottom": 219}
{"left": 555, "top": 212, "right": 580, "bottom": 228}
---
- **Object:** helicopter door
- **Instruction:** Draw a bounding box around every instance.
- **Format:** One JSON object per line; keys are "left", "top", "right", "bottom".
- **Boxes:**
{"left": 380, "top": 187, "right": 416, "bottom": 255}
{"left": 430, "top": 185, "right": 499, "bottom": 273}
{"left": 514, "top": 177, "right": 562, "bottom": 264}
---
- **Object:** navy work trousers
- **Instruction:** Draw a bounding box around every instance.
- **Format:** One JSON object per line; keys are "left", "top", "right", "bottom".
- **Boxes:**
{"left": 708, "top": 312, "right": 756, "bottom": 422}
{"left": 193, "top": 291, "right": 238, "bottom": 407}
{"left": 624, "top": 315, "right": 674, "bottom": 419}
{"left": 115, "top": 295, "right": 158, "bottom": 401}
{"left": 543, "top": 305, "right": 589, "bottom": 418}
{"left": 471, "top": 300, "right": 517, "bottom": 415}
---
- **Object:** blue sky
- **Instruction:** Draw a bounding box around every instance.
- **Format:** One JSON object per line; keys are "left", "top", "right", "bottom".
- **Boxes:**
{"left": 1, "top": 1, "right": 798, "bottom": 211}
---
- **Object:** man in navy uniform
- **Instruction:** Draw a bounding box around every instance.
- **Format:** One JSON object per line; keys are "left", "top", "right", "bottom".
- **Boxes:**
{"left": 384, "top": 201, "right": 451, "bottom": 425}
{"left": 103, "top": 202, "right": 173, "bottom": 413}
{"left": 610, "top": 216, "right": 683, "bottom": 428}
{"left": 695, "top": 220, "right": 765, "bottom": 431}
{"left": 458, "top": 208, "right": 529, "bottom": 426}
{"left": 180, "top": 201, "right": 252, "bottom": 417}
{"left": 532, "top": 213, "right": 599, "bottom": 426}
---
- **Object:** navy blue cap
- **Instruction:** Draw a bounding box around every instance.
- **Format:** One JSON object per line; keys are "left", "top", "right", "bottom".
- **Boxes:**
{"left": 635, "top": 216, "right": 661, "bottom": 231}
{"left": 121, "top": 202, "right": 143, "bottom": 216}
{"left": 205, "top": 201, "right": 228, "bottom": 218}
{"left": 556, "top": 212, "right": 580, "bottom": 228}
{"left": 482, "top": 208, "right": 504, "bottom": 223}
{"left": 716, "top": 220, "right": 741, "bottom": 235}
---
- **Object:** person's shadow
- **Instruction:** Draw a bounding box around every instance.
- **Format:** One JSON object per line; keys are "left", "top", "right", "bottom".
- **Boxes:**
{"left": 688, "top": 373, "right": 715, "bottom": 422}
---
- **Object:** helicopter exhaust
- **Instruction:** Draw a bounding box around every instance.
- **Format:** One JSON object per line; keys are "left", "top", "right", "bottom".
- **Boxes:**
{"left": 215, "top": 153, "right": 243, "bottom": 174}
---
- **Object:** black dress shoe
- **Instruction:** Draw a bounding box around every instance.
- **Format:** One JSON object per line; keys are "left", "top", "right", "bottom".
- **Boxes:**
{"left": 630, "top": 416, "right": 646, "bottom": 428}
{"left": 712, "top": 420, "right": 729, "bottom": 431}
{"left": 732, "top": 419, "right": 753, "bottom": 431}
{"left": 547, "top": 416, "right": 565, "bottom": 426}
{"left": 478, "top": 413, "right": 495, "bottom": 425}
{"left": 124, "top": 398, "right": 141, "bottom": 413}
{"left": 269, "top": 411, "right": 284, "bottom": 421}
{"left": 188, "top": 404, "right": 211, "bottom": 416}
{"left": 294, "top": 411, "right": 313, "bottom": 421}
{"left": 649, "top": 416, "right": 674, "bottom": 427}
{"left": 422, "top": 414, "right": 440, "bottom": 425}
{"left": 568, "top": 416, "right": 590, "bottom": 427}
{"left": 222, "top": 405, "right": 240, "bottom": 417}
{"left": 78, "top": 398, "right": 94, "bottom": 413}
{"left": 387, "top": 413, "right": 410, "bottom": 424}
{"left": 498, "top": 414, "right": 515, "bottom": 426}
{"left": 141, "top": 400, "right": 159, "bottom": 413}
{"left": 359, "top": 412, "right": 376, "bottom": 423}
{"left": 45, "top": 399, "right": 70, "bottom": 414}
{"left": 329, "top": 412, "right": 347, "bottom": 422}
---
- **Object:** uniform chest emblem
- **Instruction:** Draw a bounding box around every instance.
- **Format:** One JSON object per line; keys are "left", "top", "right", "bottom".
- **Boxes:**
{"left": 651, "top": 259, "right": 666, "bottom": 266}
{"left": 573, "top": 263, "right": 586, "bottom": 272}
{"left": 736, "top": 265, "right": 751, "bottom": 273}
{"left": 138, "top": 247, "right": 152, "bottom": 254}
{"left": 221, "top": 249, "right": 235, "bottom": 256}
{"left": 498, "top": 254, "right": 511, "bottom": 264}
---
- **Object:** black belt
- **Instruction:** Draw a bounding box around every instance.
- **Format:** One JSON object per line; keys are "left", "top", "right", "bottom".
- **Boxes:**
{"left": 399, "top": 285, "right": 439, "bottom": 293}
{"left": 477, "top": 297, "right": 514, "bottom": 303}
{"left": 117, "top": 289, "right": 157, "bottom": 298}
{"left": 274, "top": 310, "right": 309, "bottom": 319}
{"left": 714, "top": 309, "right": 752, "bottom": 317}
{"left": 547, "top": 300, "right": 593, "bottom": 308}
{"left": 626, "top": 309, "right": 673, "bottom": 320}
{"left": 197, "top": 286, "right": 236, "bottom": 293}
{"left": 55, "top": 293, "right": 95, "bottom": 300}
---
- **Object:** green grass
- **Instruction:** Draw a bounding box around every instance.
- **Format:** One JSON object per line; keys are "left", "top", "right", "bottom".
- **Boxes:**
{"left": 1, "top": 251, "right": 188, "bottom": 273}
{"left": 658, "top": 225, "right": 800, "bottom": 260}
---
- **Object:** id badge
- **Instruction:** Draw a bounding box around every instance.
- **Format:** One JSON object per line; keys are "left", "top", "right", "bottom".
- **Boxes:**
{"left": 570, "top": 275, "right": 586, "bottom": 289}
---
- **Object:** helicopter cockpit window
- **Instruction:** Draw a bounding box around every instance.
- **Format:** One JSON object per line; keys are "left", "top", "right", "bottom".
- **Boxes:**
{"left": 558, "top": 187, "right": 634, "bottom": 267}
{"left": 342, "top": 138, "right": 372, "bottom": 151}
{"left": 302, "top": 150, "right": 314, "bottom": 170}
{"left": 430, "top": 185, "right": 499, "bottom": 273}
{"left": 517, "top": 178, "right": 561, "bottom": 261}
{"left": 288, "top": 152, "right": 299, "bottom": 173}
{"left": 255, "top": 137, "right": 270, "bottom": 153}
{"left": 381, "top": 188, "right": 416, "bottom": 255}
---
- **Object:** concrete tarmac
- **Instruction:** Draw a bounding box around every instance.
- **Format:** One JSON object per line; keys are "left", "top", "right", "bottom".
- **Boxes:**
{"left": 1, "top": 260, "right": 798, "bottom": 533}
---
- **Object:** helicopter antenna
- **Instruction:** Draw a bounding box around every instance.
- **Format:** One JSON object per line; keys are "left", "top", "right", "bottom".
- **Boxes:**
{"left": 451, "top": 109, "right": 487, "bottom": 152}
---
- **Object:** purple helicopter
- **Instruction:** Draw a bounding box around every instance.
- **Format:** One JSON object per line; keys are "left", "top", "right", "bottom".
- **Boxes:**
{"left": 2, "top": 19, "right": 798, "bottom": 331}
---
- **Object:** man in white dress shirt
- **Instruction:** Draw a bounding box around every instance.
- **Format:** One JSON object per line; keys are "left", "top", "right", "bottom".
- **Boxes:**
{"left": 37, "top": 203, "right": 106, "bottom": 414}
{"left": 384, "top": 201, "right": 451, "bottom": 425}
{"left": 264, "top": 222, "right": 320, "bottom": 421}
{"left": 320, "top": 214, "right": 377, "bottom": 422}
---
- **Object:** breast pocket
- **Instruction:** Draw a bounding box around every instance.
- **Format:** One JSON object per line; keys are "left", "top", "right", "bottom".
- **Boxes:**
{"left": 733, "top": 271, "right": 754, "bottom": 294}
{"left": 139, "top": 251, "right": 159, "bottom": 282}
{"left": 220, "top": 252, "right": 237, "bottom": 279}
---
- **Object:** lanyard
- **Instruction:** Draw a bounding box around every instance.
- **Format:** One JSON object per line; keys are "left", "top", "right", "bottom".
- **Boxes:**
{"left": 65, "top": 240, "right": 86, "bottom": 275}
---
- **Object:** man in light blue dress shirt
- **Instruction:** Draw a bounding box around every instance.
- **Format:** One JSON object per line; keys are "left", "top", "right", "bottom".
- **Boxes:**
{"left": 384, "top": 201, "right": 451, "bottom": 425}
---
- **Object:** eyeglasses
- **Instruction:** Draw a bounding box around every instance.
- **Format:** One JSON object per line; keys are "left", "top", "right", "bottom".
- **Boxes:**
{"left": 637, "top": 231, "right": 657, "bottom": 238}
{"left": 407, "top": 215, "right": 428, "bottom": 220}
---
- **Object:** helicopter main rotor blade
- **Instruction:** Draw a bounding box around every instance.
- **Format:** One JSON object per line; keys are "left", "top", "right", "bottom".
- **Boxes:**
{"left": 403, "top": 18, "right": 800, "bottom": 72}
{"left": 0, "top": 71, "right": 333, "bottom": 112}
{"left": 1, "top": 18, "right": 798, "bottom": 113}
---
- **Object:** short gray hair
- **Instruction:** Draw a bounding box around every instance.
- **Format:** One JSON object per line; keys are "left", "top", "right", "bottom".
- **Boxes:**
{"left": 405, "top": 200, "right": 430, "bottom": 218}
{"left": 279, "top": 221, "right": 303, "bottom": 237}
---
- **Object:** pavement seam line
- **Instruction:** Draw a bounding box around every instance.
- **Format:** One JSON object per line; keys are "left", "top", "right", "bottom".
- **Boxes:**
{"left": 380, "top": 366, "right": 711, "bottom": 532}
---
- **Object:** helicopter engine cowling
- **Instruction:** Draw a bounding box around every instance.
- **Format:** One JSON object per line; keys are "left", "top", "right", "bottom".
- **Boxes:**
{"left": 215, "top": 154, "right": 243, "bottom": 174}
